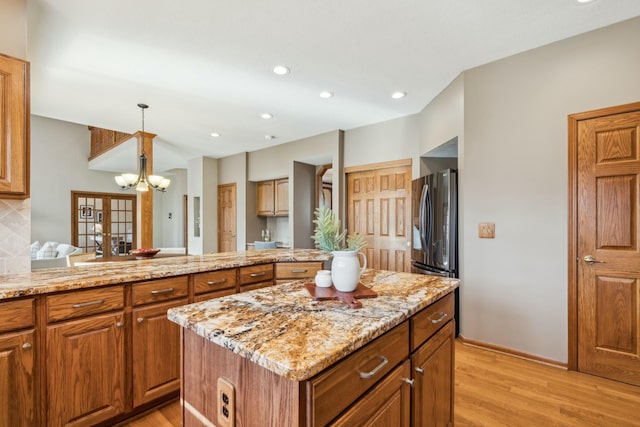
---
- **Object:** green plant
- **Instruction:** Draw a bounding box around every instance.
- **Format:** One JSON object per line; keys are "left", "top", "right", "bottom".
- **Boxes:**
{"left": 311, "top": 206, "right": 366, "bottom": 252}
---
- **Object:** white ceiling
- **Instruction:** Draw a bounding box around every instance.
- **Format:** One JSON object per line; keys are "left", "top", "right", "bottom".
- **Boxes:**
{"left": 27, "top": 0, "right": 640, "bottom": 173}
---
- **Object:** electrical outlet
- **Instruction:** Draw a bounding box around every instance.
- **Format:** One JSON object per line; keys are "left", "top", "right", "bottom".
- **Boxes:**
{"left": 217, "top": 377, "right": 235, "bottom": 427}
{"left": 478, "top": 223, "right": 495, "bottom": 238}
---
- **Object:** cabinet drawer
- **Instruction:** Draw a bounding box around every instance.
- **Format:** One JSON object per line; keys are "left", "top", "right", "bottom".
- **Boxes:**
{"left": 47, "top": 286, "right": 124, "bottom": 323}
{"left": 308, "top": 322, "right": 409, "bottom": 426}
{"left": 0, "top": 298, "right": 34, "bottom": 332}
{"left": 133, "top": 276, "right": 189, "bottom": 306}
{"left": 194, "top": 288, "right": 236, "bottom": 303}
{"left": 239, "top": 281, "right": 273, "bottom": 293}
{"left": 275, "top": 262, "right": 323, "bottom": 280}
{"left": 194, "top": 269, "right": 237, "bottom": 295}
{"left": 239, "top": 264, "right": 273, "bottom": 286}
{"left": 411, "top": 292, "right": 454, "bottom": 351}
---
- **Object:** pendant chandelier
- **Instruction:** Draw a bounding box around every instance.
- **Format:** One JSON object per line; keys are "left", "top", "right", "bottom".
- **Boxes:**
{"left": 114, "top": 103, "right": 171, "bottom": 192}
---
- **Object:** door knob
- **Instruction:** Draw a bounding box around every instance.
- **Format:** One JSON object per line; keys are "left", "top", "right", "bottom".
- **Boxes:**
{"left": 583, "top": 255, "right": 605, "bottom": 264}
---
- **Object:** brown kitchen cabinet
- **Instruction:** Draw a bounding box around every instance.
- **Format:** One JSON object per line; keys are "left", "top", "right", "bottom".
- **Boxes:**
{"left": 275, "top": 261, "right": 323, "bottom": 285}
{"left": 0, "top": 298, "right": 36, "bottom": 427}
{"left": 46, "top": 311, "right": 126, "bottom": 426}
{"left": 45, "top": 286, "right": 126, "bottom": 426}
{"left": 0, "top": 54, "right": 30, "bottom": 199}
{"left": 132, "top": 297, "right": 187, "bottom": 406}
{"left": 332, "top": 360, "right": 412, "bottom": 426}
{"left": 239, "top": 263, "right": 274, "bottom": 292}
{"left": 193, "top": 268, "right": 237, "bottom": 302}
{"left": 256, "top": 178, "right": 288, "bottom": 216}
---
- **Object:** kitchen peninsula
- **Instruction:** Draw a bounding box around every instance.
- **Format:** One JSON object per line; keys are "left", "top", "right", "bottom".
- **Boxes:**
{"left": 0, "top": 249, "right": 330, "bottom": 426}
{"left": 169, "top": 268, "right": 459, "bottom": 426}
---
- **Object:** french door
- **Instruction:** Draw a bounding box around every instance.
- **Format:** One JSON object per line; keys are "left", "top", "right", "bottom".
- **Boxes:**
{"left": 71, "top": 191, "right": 137, "bottom": 258}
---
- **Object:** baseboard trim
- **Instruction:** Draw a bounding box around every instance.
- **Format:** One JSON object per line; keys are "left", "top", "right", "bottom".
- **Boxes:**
{"left": 457, "top": 335, "right": 567, "bottom": 369}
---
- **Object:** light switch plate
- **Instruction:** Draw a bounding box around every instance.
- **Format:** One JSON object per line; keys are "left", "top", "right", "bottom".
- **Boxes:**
{"left": 478, "top": 223, "right": 495, "bottom": 238}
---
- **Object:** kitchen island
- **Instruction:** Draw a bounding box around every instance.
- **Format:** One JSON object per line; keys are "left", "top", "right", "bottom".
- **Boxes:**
{"left": 169, "top": 269, "right": 459, "bottom": 426}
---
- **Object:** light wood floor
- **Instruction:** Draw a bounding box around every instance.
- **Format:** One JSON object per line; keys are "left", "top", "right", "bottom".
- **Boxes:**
{"left": 123, "top": 340, "right": 640, "bottom": 426}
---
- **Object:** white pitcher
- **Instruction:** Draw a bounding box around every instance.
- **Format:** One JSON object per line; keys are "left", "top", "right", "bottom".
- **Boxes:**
{"left": 331, "top": 250, "right": 367, "bottom": 292}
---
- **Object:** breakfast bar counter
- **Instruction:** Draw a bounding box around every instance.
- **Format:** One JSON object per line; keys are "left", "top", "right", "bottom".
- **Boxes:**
{"left": 0, "top": 248, "right": 329, "bottom": 299}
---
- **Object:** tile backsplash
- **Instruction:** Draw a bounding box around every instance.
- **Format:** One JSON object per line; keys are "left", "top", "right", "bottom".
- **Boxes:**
{"left": 0, "top": 198, "right": 31, "bottom": 274}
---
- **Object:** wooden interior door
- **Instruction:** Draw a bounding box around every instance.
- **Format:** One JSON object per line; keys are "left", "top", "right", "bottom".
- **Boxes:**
{"left": 346, "top": 160, "right": 411, "bottom": 272}
{"left": 218, "top": 183, "right": 237, "bottom": 252}
{"left": 572, "top": 103, "right": 640, "bottom": 386}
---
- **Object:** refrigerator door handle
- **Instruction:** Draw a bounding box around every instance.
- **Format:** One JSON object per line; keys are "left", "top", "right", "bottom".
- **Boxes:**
{"left": 425, "top": 183, "right": 433, "bottom": 254}
{"left": 419, "top": 184, "right": 428, "bottom": 252}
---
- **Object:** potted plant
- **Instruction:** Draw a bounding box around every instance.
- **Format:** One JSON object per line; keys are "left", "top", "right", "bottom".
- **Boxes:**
{"left": 312, "top": 206, "right": 367, "bottom": 292}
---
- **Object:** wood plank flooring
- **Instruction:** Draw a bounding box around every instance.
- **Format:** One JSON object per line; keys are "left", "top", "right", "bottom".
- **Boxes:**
{"left": 124, "top": 340, "right": 640, "bottom": 426}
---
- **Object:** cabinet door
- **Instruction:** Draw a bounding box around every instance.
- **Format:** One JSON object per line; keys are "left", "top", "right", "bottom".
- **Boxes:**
{"left": 331, "top": 360, "right": 411, "bottom": 427}
{"left": 256, "top": 180, "right": 275, "bottom": 216}
{"left": 411, "top": 321, "right": 455, "bottom": 427}
{"left": 274, "top": 178, "right": 289, "bottom": 216}
{"left": 132, "top": 298, "right": 187, "bottom": 407}
{"left": 0, "top": 54, "right": 29, "bottom": 199}
{"left": 46, "top": 312, "right": 126, "bottom": 427}
{"left": 0, "top": 330, "right": 35, "bottom": 427}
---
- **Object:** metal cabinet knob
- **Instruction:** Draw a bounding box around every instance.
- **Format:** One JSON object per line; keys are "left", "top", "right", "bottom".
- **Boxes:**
{"left": 22, "top": 342, "right": 32, "bottom": 350}
{"left": 402, "top": 377, "right": 415, "bottom": 387}
{"left": 415, "top": 367, "right": 424, "bottom": 374}
{"left": 116, "top": 321, "right": 124, "bottom": 328}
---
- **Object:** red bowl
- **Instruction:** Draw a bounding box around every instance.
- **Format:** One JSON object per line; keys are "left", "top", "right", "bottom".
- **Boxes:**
{"left": 131, "top": 248, "right": 160, "bottom": 259}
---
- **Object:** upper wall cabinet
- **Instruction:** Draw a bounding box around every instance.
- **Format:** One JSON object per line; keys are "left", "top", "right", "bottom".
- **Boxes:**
{"left": 0, "top": 54, "right": 29, "bottom": 199}
{"left": 256, "top": 178, "right": 288, "bottom": 217}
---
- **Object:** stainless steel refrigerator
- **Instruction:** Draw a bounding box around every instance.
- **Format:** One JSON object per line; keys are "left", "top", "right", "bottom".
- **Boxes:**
{"left": 411, "top": 169, "right": 458, "bottom": 277}
{"left": 412, "top": 168, "right": 459, "bottom": 334}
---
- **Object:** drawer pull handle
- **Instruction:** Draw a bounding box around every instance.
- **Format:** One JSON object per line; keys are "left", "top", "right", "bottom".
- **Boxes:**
{"left": 22, "top": 342, "right": 32, "bottom": 350}
{"left": 430, "top": 312, "right": 448, "bottom": 324}
{"left": 116, "top": 322, "right": 124, "bottom": 328}
{"left": 72, "top": 299, "right": 105, "bottom": 309}
{"left": 250, "top": 272, "right": 266, "bottom": 277}
{"left": 207, "top": 279, "right": 227, "bottom": 285}
{"left": 402, "top": 377, "right": 415, "bottom": 387}
{"left": 137, "top": 317, "right": 145, "bottom": 324}
{"left": 415, "top": 367, "right": 424, "bottom": 375}
{"left": 151, "top": 287, "right": 175, "bottom": 295}
{"left": 358, "top": 356, "right": 388, "bottom": 379}
{"left": 291, "top": 269, "right": 308, "bottom": 273}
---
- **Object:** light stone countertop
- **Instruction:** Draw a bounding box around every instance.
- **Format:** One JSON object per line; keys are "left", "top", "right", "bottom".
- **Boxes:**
{"left": 0, "top": 249, "right": 330, "bottom": 300}
{"left": 168, "top": 269, "right": 460, "bottom": 382}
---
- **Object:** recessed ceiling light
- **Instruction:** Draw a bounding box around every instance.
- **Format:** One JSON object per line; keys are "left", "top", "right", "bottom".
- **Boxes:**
{"left": 210, "top": 132, "right": 220, "bottom": 137}
{"left": 265, "top": 135, "right": 276, "bottom": 140}
{"left": 319, "top": 91, "right": 334, "bottom": 99}
{"left": 273, "top": 65, "right": 290, "bottom": 75}
{"left": 261, "top": 113, "right": 273, "bottom": 119}
{"left": 391, "top": 91, "right": 407, "bottom": 99}
{"left": 576, "top": 0, "right": 595, "bottom": 3}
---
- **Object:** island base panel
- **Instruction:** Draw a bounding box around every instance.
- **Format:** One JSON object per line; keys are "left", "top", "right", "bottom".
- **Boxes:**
{"left": 182, "top": 329, "right": 303, "bottom": 427}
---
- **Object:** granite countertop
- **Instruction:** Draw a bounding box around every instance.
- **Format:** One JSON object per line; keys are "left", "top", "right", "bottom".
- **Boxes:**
{"left": 0, "top": 249, "right": 330, "bottom": 300}
{"left": 168, "top": 269, "right": 460, "bottom": 382}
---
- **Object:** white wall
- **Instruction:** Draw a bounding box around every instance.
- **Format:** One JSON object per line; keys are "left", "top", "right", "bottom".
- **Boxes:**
{"left": 154, "top": 169, "right": 187, "bottom": 248}
{"left": 30, "top": 115, "right": 117, "bottom": 245}
{"left": 187, "top": 156, "right": 218, "bottom": 254}
{"left": 461, "top": 16, "right": 640, "bottom": 362}
{"left": 1, "top": 0, "right": 26, "bottom": 59}
{"left": 219, "top": 152, "right": 247, "bottom": 251}
{"left": 344, "top": 114, "right": 420, "bottom": 172}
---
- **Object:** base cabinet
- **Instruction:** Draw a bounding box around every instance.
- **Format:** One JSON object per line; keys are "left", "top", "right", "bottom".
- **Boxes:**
{"left": 0, "top": 330, "right": 35, "bottom": 427}
{"left": 411, "top": 321, "right": 455, "bottom": 427}
{"left": 132, "top": 298, "right": 187, "bottom": 407}
{"left": 332, "top": 360, "right": 411, "bottom": 426}
{"left": 46, "top": 312, "right": 126, "bottom": 427}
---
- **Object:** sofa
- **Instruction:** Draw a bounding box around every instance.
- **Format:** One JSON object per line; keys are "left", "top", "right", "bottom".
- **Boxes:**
{"left": 31, "top": 241, "right": 83, "bottom": 269}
